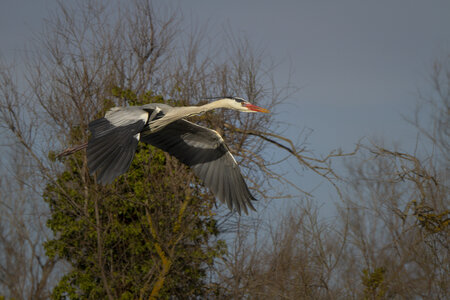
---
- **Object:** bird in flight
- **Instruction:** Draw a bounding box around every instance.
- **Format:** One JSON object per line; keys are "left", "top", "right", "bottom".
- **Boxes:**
{"left": 87, "top": 97, "right": 270, "bottom": 214}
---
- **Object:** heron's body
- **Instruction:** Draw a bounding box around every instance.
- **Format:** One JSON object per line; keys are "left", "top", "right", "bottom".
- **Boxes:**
{"left": 87, "top": 98, "right": 269, "bottom": 214}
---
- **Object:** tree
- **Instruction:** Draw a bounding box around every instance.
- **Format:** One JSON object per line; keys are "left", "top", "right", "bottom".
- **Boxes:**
{"left": 210, "top": 57, "right": 449, "bottom": 299}
{"left": 0, "top": 62, "right": 58, "bottom": 300}
{"left": 335, "top": 57, "right": 449, "bottom": 298}
{"left": 43, "top": 89, "right": 226, "bottom": 298}
{"left": 0, "top": 0, "right": 295, "bottom": 298}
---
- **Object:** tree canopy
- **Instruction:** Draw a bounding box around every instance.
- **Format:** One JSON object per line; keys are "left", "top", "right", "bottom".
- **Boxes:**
{"left": 0, "top": 1, "right": 447, "bottom": 299}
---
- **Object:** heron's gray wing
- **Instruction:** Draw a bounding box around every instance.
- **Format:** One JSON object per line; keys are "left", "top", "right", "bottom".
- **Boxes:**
{"left": 87, "top": 107, "right": 150, "bottom": 184}
{"left": 141, "top": 119, "right": 256, "bottom": 214}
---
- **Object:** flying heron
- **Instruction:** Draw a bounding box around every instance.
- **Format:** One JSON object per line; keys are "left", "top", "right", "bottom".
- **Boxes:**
{"left": 86, "top": 97, "right": 270, "bottom": 214}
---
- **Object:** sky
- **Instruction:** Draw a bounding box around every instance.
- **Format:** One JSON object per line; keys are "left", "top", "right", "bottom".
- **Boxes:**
{"left": 1, "top": 0, "right": 449, "bottom": 213}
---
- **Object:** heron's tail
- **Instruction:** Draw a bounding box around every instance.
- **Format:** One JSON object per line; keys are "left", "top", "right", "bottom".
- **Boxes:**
{"left": 87, "top": 117, "right": 141, "bottom": 184}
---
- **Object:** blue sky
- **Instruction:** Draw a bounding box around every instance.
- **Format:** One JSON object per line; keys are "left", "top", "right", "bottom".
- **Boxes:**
{"left": 1, "top": 0, "right": 449, "bottom": 213}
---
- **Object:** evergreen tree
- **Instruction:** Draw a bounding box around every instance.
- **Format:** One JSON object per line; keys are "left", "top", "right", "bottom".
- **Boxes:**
{"left": 44, "top": 91, "right": 225, "bottom": 299}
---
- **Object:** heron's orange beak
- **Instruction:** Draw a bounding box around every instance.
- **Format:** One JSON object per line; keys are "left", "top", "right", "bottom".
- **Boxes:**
{"left": 244, "top": 103, "right": 270, "bottom": 113}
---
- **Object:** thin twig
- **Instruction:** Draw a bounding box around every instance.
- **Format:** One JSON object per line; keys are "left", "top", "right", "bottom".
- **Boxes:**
{"left": 56, "top": 142, "right": 88, "bottom": 158}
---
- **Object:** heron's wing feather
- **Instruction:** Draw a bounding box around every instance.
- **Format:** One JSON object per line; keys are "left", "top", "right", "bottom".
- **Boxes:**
{"left": 87, "top": 107, "right": 149, "bottom": 184}
{"left": 141, "top": 119, "right": 256, "bottom": 214}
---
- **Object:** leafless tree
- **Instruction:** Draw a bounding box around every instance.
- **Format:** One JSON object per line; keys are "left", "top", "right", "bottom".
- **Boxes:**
{"left": 213, "top": 57, "right": 449, "bottom": 299}
{"left": 337, "top": 56, "right": 448, "bottom": 299}
{"left": 0, "top": 66, "right": 59, "bottom": 298}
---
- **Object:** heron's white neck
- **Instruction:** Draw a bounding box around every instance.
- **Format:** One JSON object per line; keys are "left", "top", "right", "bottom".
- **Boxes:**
{"left": 200, "top": 98, "right": 233, "bottom": 112}
{"left": 148, "top": 99, "right": 233, "bottom": 133}
{"left": 168, "top": 99, "right": 232, "bottom": 119}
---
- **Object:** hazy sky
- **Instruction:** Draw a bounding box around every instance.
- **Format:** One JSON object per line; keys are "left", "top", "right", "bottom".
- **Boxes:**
{"left": 1, "top": 1, "right": 449, "bottom": 210}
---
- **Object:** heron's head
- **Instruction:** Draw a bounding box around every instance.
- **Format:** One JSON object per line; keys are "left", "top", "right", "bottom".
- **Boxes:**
{"left": 225, "top": 97, "right": 270, "bottom": 113}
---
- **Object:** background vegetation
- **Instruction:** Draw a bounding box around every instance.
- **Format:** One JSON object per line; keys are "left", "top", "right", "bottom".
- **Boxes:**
{"left": 0, "top": 1, "right": 448, "bottom": 299}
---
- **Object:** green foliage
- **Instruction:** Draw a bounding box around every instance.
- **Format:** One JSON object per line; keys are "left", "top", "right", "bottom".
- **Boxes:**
{"left": 44, "top": 92, "right": 225, "bottom": 298}
{"left": 111, "top": 86, "right": 165, "bottom": 106}
{"left": 361, "top": 267, "right": 386, "bottom": 300}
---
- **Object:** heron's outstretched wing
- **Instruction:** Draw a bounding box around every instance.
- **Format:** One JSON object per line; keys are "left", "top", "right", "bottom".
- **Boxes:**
{"left": 87, "top": 107, "right": 150, "bottom": 184}
{"left": 141, "top": 119, "right": 256, "bottom": 214}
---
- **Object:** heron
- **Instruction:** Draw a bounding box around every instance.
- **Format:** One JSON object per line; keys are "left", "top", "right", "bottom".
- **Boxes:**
{"left": 87, "top": 97, "right": 270, "bottom": 214}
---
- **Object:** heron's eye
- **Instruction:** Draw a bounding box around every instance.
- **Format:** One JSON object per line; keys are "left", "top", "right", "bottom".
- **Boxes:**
{"left": 234, "top": 98, "right": 244, "bottom": 103}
